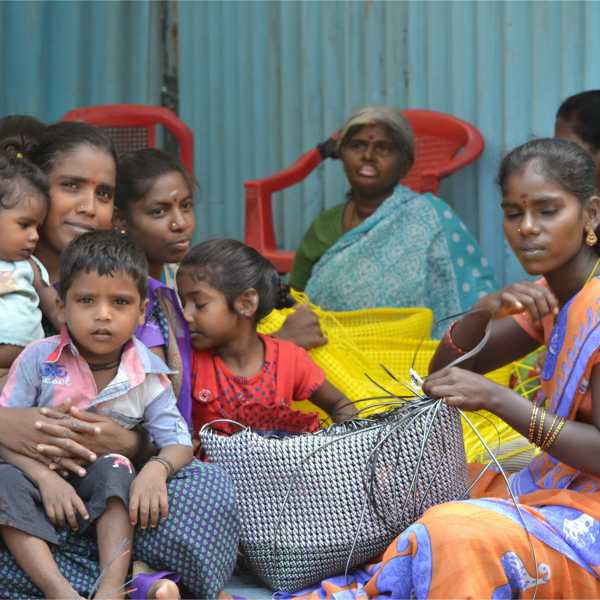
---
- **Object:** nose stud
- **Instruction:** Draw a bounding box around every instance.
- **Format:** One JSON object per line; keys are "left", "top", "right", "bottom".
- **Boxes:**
{"left": 517, "top": 228, "right": 521, "bottom": 233}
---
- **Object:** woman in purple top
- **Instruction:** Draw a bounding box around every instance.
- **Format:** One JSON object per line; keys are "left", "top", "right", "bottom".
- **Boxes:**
{"left": 115, "top": 149, "right": 196, "bottom": 426}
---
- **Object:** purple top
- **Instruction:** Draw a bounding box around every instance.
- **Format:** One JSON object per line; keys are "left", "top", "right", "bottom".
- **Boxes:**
{"left": 135, "top": 277, "right": 192, "bottom": 427}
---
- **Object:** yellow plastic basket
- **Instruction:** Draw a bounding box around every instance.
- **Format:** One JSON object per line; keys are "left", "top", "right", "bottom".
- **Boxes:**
{"left": 260, "top": 294, "right": 534, "bottom": 465}
{"left": 259, "top": 291, "right": 434, "bottom": 341}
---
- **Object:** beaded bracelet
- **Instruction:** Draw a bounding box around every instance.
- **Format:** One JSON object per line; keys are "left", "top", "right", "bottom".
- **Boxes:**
{"left": 149, "top": 455, "right": 175, "bottom": 479}
{"left": 542, "top": 417, "right": 566, "bottom": 451}
{"left": 444, "top": 320, "right": 467, "bottom": 355}
{"left": 535, "top": 408, "right": 547, "bottom": 448}
{"left": 540, "top": 413, "right": 561, "bottom": 451}
{"left": 528, "top": 404, "right": 539, "bottom": 444}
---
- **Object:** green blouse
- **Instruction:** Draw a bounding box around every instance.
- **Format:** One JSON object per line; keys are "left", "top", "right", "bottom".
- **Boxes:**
{"left": 290, "top": 203, "right": 346, "bottom": 291}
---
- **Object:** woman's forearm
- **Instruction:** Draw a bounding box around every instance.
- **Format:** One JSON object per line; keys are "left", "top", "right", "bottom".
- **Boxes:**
{"left": 488, "top": 389, "right": 600, "bottom": 476}
{"left": 0, "top": 344, "right": 23, "bottom": 369}
{"left": 429, "top": 311, "right": 491, "bottom": 373}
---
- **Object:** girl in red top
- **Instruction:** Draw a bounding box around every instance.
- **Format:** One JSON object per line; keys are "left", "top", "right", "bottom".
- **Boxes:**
{"left": 177, "top": 238, "right": 356, "bottom": 442}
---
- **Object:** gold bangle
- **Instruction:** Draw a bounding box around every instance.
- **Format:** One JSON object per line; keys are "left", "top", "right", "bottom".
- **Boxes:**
{"left": 543, "top": 417, "right": 566, "bottom": 451}
{"left": 535, "top": 408, "right": 547, "bottom": 448}
{"left": 149, "top": 455, "right": 175, "bottom": 479}
{"left": 540, "top": 413, "right": 560, "bottom": 451}
{"left": 528, "top": 404, "right": 539, "bottom": 443}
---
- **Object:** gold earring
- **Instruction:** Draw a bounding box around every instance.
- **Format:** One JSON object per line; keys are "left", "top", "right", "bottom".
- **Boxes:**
{"left": 120, "top": 229, "right": 127, "bottom": 235}
{"left": 586, "top": 228, "right": 598, "bottom": 247}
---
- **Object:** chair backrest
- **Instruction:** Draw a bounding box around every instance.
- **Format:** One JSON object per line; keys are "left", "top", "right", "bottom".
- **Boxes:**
{"left": 244, "top": 109, "right": 484, "bottom": 274}
{"left": 400, "top": 109, "right": 483, "bottom": 194}
{"left": 62, "top": 104, "right": 195, "bottom": 176}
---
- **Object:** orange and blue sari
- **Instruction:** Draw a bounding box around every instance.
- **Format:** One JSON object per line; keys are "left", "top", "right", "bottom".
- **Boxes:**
{"left": 284, "top": 277, "right": 600, "bottom": 598}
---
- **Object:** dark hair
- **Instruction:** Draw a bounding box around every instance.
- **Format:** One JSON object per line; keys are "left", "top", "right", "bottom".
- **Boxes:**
{"left": 0, "top": 115, "right": 46, "bottom": 159}
{"left": 0, "top": 152, "right": 49, "bottom": 211}
{"left": 497, "top": 138, "right": 597, "bottom": 200}
{"left": 556, "top": 90, "right": 600, "bottom": 153}
{"left": 29, "top": 121, "right": 117, "bottom": 174}
{"left": 497, "top": 138, "right": 600, "bottom": 255}
{"left": 59, "top": 230, "right": 148, "bottom": 300}
{"left": 116, "top": 148, "right": 195, "bottom": 214}
{"left": 179, "top": 238, "right": 293, "bottom": 321}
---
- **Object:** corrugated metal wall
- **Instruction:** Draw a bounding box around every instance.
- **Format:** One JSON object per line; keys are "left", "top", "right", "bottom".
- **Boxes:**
{"left": 179, "top": 0, "right": 600, "bottom": 285}
{"left": 0, "top": 1, "right": 161, "bottom": 124}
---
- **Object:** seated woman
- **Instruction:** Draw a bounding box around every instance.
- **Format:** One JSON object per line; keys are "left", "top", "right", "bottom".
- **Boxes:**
{"left": 115, "top": 148, "right": 196, "bottom": 425}
{"left": 555, "top": 89, "right": 600, "bottom": 188}
{"left": 288, "top": 138, "right": 600, "bottom": 598}
{"left": 291, "top": 106, "right": 496, "bottom": 338}
{"left": 0, "top": 122, "right": 239, "bottom": 599}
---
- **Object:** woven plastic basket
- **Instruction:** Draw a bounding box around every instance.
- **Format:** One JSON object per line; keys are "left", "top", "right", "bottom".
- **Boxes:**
{"left": 202, "top": 404, "right": 467, "bottom": 592}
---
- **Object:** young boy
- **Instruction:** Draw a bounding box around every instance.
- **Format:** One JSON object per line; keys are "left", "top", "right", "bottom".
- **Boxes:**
{"left": 0, "top": 230, "right": 192, "bottom": 600}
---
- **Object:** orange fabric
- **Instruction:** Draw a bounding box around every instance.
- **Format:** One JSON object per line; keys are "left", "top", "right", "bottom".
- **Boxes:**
{"left": 285, "top": 277, "right": 600, "bottom": 599}
{"left": 191, "top": 334, "right": 324, "bottom": 436}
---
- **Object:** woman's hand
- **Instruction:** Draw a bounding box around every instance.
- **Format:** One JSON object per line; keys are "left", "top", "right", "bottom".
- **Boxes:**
{"left": 0, "top": 406, "right": 97, "bottom": 474}
{"left": 36, "top": 406, "right": 142, "bottom": 460}
{"left": 423, "top": 367, "right": 512, "bottom": 413}
{"left": 275, "top": 304, "right": 327, "bottom": 350}
{"left": 37, "top": 470, "right": 89, "bottom": 531}
{"left": 129, "top": 461, "right": 169, "bottom": 529}
{"left": 475, "top": 281, "right": 559, "bottom": 323}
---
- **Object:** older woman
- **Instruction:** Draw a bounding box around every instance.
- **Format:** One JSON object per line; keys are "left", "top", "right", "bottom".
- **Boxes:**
{"left": 291, "top": 106, "right": 496, "bottom": 338}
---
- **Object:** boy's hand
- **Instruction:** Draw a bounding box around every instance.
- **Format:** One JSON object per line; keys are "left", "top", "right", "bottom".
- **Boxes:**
{"left": 129, "top": 461, "right": 169, "bottom": 529}
{"left": 37, "top": 471, "right": 89, "bottom": 531}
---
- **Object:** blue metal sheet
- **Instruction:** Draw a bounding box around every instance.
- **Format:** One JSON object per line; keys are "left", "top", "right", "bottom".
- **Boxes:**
{"left": 178, "top": 0, "right": 600, "bottom": 285}
{"left": 0, "top": 1, "right": 160, "bottom": 124}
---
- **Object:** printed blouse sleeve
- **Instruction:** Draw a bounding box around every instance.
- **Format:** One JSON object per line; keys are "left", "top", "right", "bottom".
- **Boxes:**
{"left": 510, "top": 279, "right": 549, "bottom": 344}
{"left": 291, "top": 345, "right": 326, "bottom": 400}
{"left": 511, "top": 312, "right": 544, "bottom": 344}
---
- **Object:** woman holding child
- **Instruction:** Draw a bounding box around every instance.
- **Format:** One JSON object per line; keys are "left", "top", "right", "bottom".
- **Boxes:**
{"left": 0, "top": 122, "right": 239, "bottom": 599}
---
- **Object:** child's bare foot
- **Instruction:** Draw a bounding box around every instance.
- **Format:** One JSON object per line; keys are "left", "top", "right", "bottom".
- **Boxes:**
{"left": 148, "top": 578, "right": 180, "bottom": 599}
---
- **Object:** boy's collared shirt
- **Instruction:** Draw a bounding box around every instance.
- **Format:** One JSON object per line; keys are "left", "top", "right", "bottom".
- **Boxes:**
{"left": 1, "top": 327, "right": 191, "bottom": 448}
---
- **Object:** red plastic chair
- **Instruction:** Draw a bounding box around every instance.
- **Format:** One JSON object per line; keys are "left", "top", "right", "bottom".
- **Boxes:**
{"left": 244, "top": 109, "right": 484, "bottom": 273}
{"left": 62, "top": 104, "right": 195, "bottom": 176}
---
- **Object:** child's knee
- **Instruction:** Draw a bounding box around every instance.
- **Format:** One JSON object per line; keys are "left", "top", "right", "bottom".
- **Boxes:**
{"left": 92, "top": 453, "right": 136, "bottom": 486}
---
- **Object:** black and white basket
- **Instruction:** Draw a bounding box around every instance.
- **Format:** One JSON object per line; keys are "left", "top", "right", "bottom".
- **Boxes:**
{"left": 201, "top": 403, "right": 467, "bottom": 592}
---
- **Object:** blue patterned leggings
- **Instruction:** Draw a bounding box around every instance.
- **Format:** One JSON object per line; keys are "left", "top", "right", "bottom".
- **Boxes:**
{"left": 0, "top": 460, "right": 240, "bottom": 599}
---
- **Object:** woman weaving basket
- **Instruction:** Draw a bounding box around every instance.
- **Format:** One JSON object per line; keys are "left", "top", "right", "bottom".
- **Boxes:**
{"left": 290, "top": 105, "right": 496, "bottom": 338}
{"left": 287, "top": 138, "right": 600, "bottom": 598}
